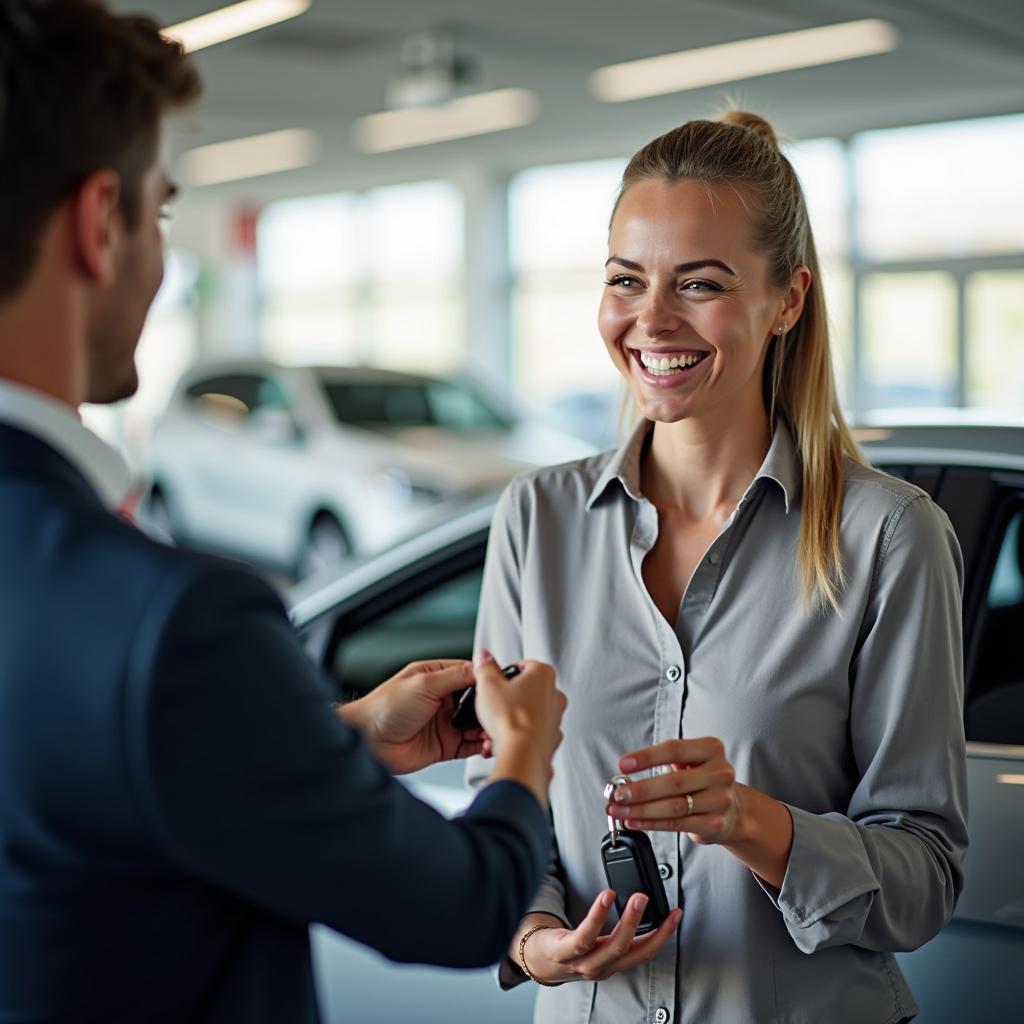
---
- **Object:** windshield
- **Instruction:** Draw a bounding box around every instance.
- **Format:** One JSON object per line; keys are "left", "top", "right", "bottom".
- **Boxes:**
{"left": 321, "top": 378, "right": 511, "bottom": 432}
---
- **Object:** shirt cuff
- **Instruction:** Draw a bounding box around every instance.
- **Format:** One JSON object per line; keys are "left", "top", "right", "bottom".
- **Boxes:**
{"left": 755, "top": 804, "right": 879, "bottom": 952}
{"left": 461, "top": 779, "right": 550, "bottom": 871}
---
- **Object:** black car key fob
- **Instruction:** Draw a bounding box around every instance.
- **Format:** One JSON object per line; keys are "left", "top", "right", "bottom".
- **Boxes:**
{"left": 451, "top": 663, "right": 522, "bottom": 731}
{"left": 600, "top": 775, "right": 671, "bottom": 935}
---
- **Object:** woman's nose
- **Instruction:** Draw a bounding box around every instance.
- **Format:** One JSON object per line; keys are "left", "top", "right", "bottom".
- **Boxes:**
{"left": 636, "top": 290, "right": 681, "bottom": 338}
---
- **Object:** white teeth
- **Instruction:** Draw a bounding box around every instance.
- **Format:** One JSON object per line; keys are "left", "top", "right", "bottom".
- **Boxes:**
{"left": 638, "top": 351, "right": 706, "bottom": 374}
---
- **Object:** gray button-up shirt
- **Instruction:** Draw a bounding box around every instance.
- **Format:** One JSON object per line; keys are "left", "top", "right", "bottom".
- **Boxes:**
{"left": 468, "top": 420, "right": 967, "bottom": 1024}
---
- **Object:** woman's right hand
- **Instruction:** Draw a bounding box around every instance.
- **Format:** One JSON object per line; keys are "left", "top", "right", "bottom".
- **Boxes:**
{"left": 516, "top": 891, "right": 682, "bottom": 985}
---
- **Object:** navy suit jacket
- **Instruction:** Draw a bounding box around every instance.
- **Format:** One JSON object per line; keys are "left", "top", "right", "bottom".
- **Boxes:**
{"left": 0, "top": 422, "right": 549, "bottom": 1023}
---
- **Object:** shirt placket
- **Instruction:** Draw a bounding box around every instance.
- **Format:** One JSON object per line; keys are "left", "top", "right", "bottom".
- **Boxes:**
{"left": 628, "top": 498, "right": 685, "bottom": 1024}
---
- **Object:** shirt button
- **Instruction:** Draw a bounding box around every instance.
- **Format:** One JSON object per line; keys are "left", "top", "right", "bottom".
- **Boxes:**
{"left": 658, "top": 862, "right": 673, "bottom": 880}
{"left": 655, "top": 1008, "right": 671, "bottom": 1024}
{"left": 708, "top": 551, "right": 720, "bottom": 565}
{"left": 665, "top": 665, "right": 682, "bottom": 683}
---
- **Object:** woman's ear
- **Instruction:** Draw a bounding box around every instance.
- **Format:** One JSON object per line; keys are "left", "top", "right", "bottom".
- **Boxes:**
{"left": 72, "top": 170, "right": 122, "bottom": 287}
{"left": 780, "top": 265, "right": 812, "bottom": 330}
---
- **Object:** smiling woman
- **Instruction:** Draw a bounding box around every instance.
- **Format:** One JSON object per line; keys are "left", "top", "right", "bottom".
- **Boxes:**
{"left": 469, "top": 111, "right": 967, "bottom": 1024}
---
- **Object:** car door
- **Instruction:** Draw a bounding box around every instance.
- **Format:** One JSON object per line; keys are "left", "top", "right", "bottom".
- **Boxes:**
{"left": 215, "top": 373, "right": 312, "bottom": 566}
{"left": 894, "top": 465, "right": 1024, "bottom": 1022}
{"left": 169, "top": 373, "right": 266, "bottom": 546}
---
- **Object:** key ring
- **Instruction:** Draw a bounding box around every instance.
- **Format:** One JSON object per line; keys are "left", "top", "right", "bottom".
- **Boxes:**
{"left": 603, "top": 774, "right": 631, "bottom": 848}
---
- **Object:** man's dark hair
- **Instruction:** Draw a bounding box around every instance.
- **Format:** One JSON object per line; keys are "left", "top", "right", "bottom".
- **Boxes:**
{"left": 0, "top": 0, "right": 202, "bottom": 298}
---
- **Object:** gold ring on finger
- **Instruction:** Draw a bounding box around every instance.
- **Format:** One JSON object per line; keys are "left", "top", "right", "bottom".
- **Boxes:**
{"left": 685, "top": 793, "right": 694, "bottom": 816}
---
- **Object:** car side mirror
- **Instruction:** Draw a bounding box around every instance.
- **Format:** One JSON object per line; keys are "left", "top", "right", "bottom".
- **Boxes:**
{"left": 249, "top": 407, "right": 302, "bottom": 446}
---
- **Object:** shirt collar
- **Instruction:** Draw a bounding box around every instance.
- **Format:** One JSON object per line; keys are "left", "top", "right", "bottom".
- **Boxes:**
{"left": 0, "top": 379, "right": 131, "bottom": 511}
{"left": 586, "top": 417, "right": 800, "bottom": 514}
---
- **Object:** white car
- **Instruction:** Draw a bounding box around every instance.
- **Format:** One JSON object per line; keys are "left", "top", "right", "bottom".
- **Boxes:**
{"left": 141, "top": 360, "right": 592, "bottom": 578}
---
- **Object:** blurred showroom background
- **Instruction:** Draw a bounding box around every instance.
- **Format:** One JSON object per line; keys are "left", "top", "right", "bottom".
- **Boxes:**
{"left": 94, "top": 0, "right": 1024, "bottom": 583}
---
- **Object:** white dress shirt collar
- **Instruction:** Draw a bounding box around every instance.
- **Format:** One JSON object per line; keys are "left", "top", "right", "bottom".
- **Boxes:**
{"left": 0, "top": 378, "right": 131, "bottom": 511}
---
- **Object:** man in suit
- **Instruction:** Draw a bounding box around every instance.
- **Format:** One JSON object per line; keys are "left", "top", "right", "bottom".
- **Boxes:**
{"left": 0, "top": 3, "right": 566, "bottom": 1021}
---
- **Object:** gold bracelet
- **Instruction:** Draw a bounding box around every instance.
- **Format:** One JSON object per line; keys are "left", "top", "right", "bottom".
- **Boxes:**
{"left": 518, "top": 924, "right": 561, "bottom": 987}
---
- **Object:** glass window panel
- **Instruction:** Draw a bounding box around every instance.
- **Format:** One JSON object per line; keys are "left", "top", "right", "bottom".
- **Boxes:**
{"left": 263, "top": 295, "right": 364, "bottom": 365}
{"left": 364, "top": 181, "right": 463, "bottom": 279}
{"left": 966, "top": 271, "right": 1024, "bottom": 414}
{"left": 259, "top": 183, "right": 464, "bottom": 371}
{"left": 968, "top": 508, "right": 1024, "bottom": 745}
{"left": 365, "top": 286, "right": 463, "bottom": 374}
{"left": 513, "top": 274, "right": 621, "bottom": 401}
{"left": 510, "top": 159, "right": 626, "bottom": 272}
{"left": 785, "top": 137, "right": 847, "bottom": 258}
{"left": 258, "top": 194, "right": 361, "bottom": 293}
{"left": 818, "top": 258, "right": 854, "bottom": 411}
{"left": 329, "top": 567, "right": 483, "bottom": 699}
{"left": 861, "top": 272, "right": 958, "bottom": 411}
{"left": 854, "top": 114, "right": 1024, "bottom": 259}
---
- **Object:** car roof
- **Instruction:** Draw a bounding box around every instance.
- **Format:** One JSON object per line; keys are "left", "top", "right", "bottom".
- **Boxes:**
{"left": 855, "top": 423, "right": 1024, "bottom": 468}
{"left": 177, "top": 359, "right": 447, "bottom": 389}
{"left": 312, "top": 365, "right": 446, "bottom": 386}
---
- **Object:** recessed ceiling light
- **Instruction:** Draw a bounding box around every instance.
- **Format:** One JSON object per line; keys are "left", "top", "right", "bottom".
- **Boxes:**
{"left": 180, "top": 129, "right": 319, "bottom": 186}
{"left": 164, "top": 0, "right": 313, "bottom": 54}
{"left": 353, "top": 88, "right": 539, "bottom": 154}
{"left": 590, "top": 19, "right": 900, "bottom": 102}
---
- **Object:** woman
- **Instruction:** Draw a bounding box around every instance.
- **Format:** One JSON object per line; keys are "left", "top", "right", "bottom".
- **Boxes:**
{"left": 468, "top": 112, "right": 967, "bottom": 1023}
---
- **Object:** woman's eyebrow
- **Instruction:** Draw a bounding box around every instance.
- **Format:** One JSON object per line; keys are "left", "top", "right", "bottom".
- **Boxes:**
{"left": 605, "top": 256, "right": 737, "bottom": 276}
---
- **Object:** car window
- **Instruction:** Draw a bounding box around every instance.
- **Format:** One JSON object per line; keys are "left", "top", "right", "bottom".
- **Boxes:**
{"left": 967, "top": 505, "right": 1024, "bottom": 745}
{"left": 328, "top": 566, "right": 483, "bottom": 701}
{"left": 253, "top": 377, "right": 291, "bottom": 414}
{"left": 185, "top": 373, "right": 294, "bottom": 427}
{"left": 185, "top": 374, "right": 266, "bottom": 420}
{"left": 322, "top": 380, "right": 507, "bottom": 432}
{"left": 424, "top": 380, "right": 509, "bottom": 431}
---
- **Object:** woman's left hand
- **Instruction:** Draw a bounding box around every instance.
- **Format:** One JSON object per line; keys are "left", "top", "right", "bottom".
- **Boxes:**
{"left": 609, "top": 737, "right": 795, "bottom": 887}
{"left": 608, "top": 737, "right": 742, "bottom": 845}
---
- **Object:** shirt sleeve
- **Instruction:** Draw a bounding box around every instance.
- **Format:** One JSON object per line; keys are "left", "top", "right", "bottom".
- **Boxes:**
{"left": 466, "top": 480, "right": 571, "bottom": 989}
{"left": 122, "top": 562, "right": 550, "bottom": 970}
{"left": 757, "top": 494, "right": 969, "bottom": 954}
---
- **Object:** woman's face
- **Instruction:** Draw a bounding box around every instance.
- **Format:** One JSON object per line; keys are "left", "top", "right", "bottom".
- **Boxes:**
{"left": 599, "top": 177, "right": 790, "bottom": 426}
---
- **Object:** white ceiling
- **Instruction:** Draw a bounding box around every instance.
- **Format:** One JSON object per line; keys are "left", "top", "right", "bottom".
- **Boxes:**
{"left": 114, "top": 0, "right": 1024, "bottom": 201}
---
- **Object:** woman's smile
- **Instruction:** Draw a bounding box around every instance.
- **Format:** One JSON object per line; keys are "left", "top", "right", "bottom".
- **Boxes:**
{"left": 626, "top": 345, "right": 713, "bottom": 388}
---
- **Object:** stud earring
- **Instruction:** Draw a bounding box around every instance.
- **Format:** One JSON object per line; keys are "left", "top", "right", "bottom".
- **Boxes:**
{"left": 776, "top": 322, "right": 787, "bottom": 335}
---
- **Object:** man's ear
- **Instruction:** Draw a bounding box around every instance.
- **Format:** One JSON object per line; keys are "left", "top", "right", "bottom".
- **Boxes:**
{"left": 72, "top": 170, "right": 122, "bottom": 287}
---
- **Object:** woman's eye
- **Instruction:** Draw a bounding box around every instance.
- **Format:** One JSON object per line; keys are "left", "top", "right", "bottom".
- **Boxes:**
{"left": 604, "top": 275, "right": 641, "bottom": 289}
{"left": 682, "top": 279, "right": 720, "bottom": 293}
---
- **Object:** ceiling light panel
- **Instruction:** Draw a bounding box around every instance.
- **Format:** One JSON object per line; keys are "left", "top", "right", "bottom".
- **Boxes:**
{"left": 353, "top": 88, "right": 539, "bottom": 154}
{"left": 591, "top": 19, "right": 900, "bottom": 102}
{"left": 180, "top": 128, "right": 320, "bottom": 186}
{"left": 164, "top": 0, "right": 312, "bottom": 54}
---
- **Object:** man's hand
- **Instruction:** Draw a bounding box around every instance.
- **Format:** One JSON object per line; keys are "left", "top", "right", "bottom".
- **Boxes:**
{"left": 472, "top": 651, "right": 566, "bottom": 808}
{"left": 338, "top": 660, "right": 485, "bottom": 775}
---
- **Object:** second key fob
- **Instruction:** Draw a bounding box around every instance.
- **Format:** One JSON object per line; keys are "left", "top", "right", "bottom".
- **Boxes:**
{"left": 600, "top": 827, "right": 671, "bottom": 935}
{"left": 451, "top": 664, "right": 521, "bottom": 731}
